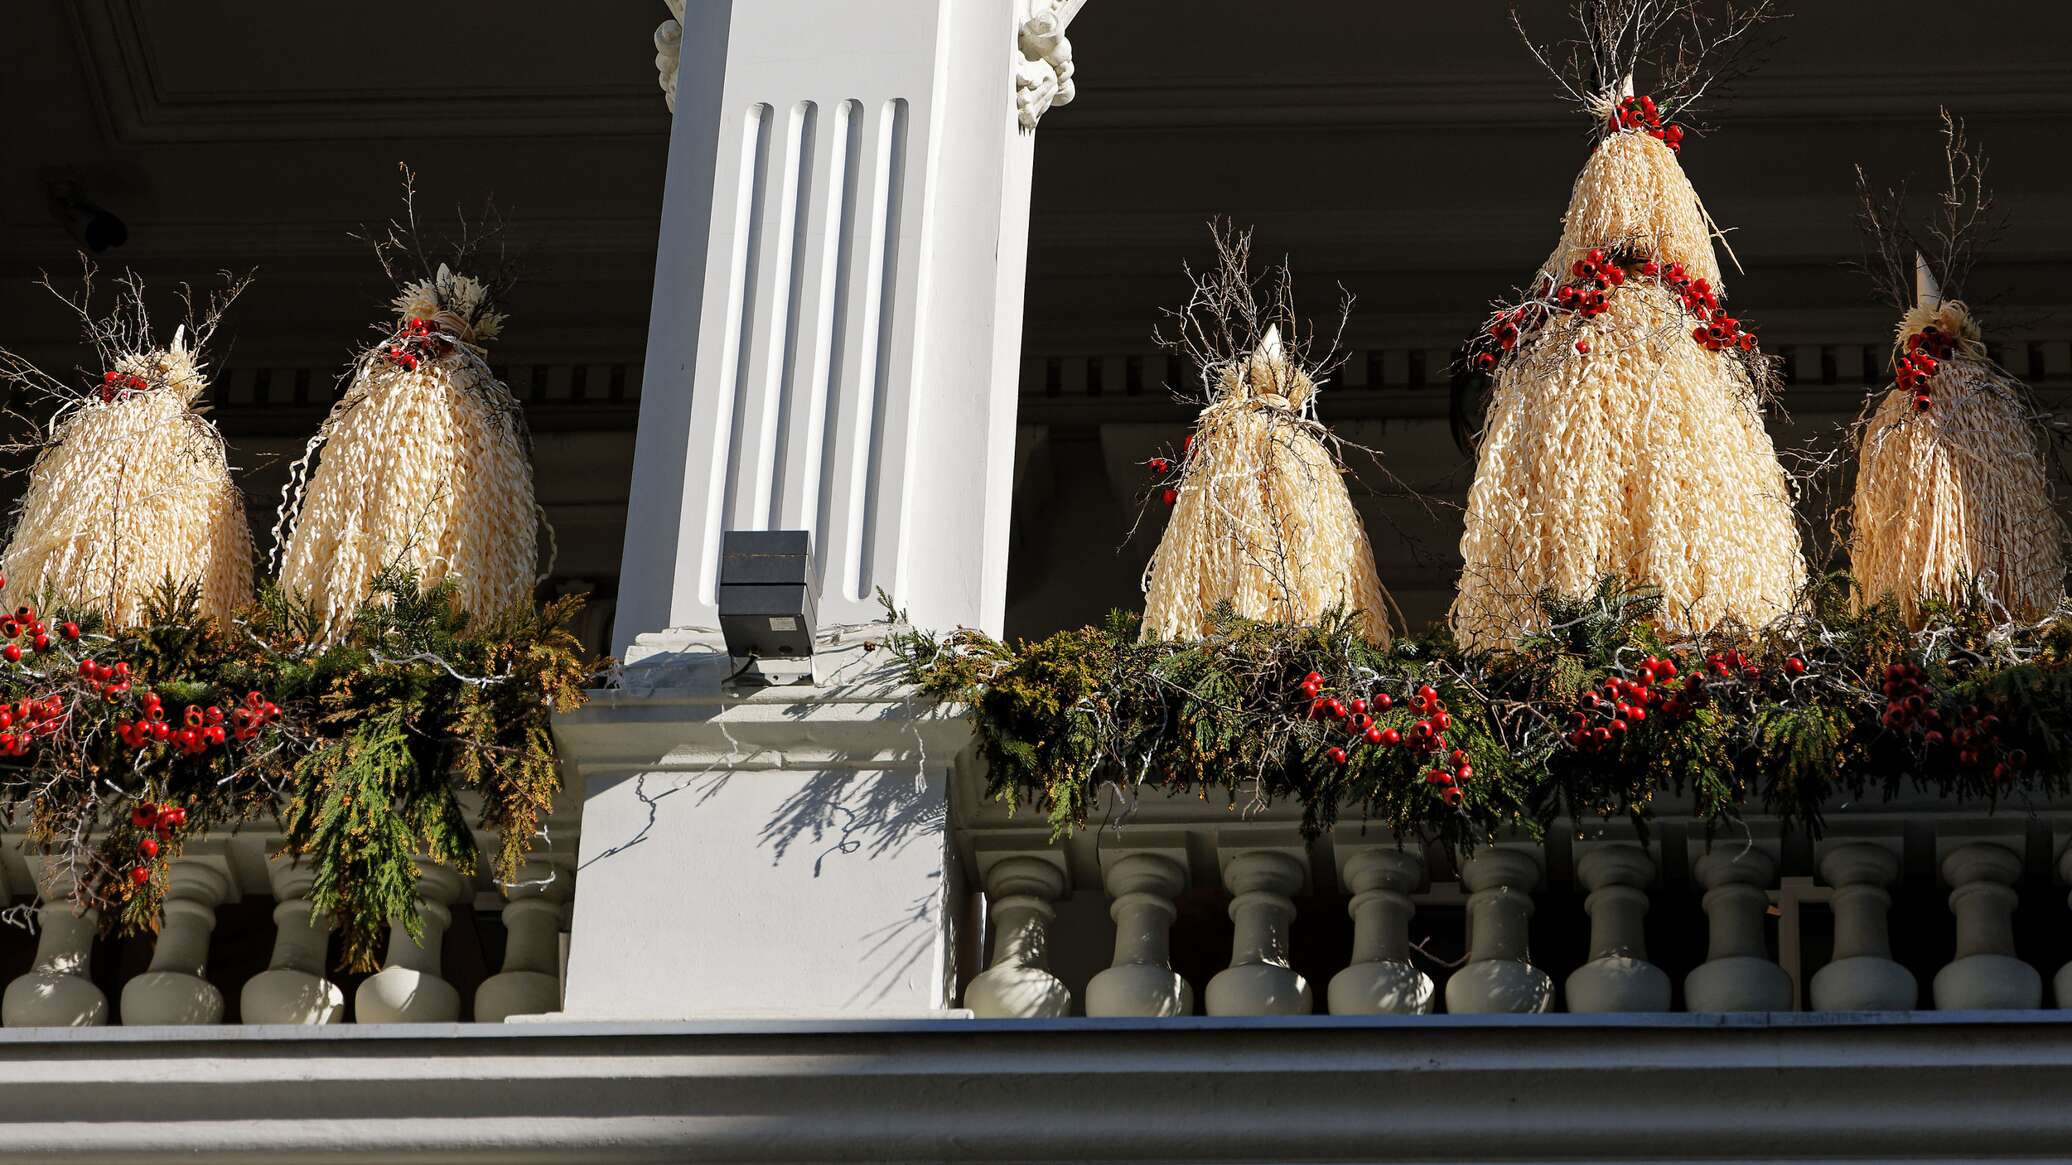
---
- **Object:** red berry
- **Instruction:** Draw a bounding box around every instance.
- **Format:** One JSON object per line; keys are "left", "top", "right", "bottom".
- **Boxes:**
{"left": 1365, "top": 726, "right": 1384, "bottom": 745}
{"left": 1380, "top": 728, "right": 1401, "bottom": 746}
{"left": 1786, "top": 657, "right": 1806, "bottom": 675}
{"left": 130, "top": 867, "right": 150, "bottom": 886}
{"left": 61, "top": 622, "right": 79, "bottom": 640}
{"left": 1160, "top": 487, "right": 1178, "bottom": 506}
{"left": 138, "top": 837, "right": 159, "bottom": 858}
{"left": 1148, "top": 457, "right": 1170, "bottom": 475}
{"left": 1327, "top": 747, "right": 1348, "bottom": 766}
{"left": 1575, "top": 340, "right": 1591, "bottom": 354}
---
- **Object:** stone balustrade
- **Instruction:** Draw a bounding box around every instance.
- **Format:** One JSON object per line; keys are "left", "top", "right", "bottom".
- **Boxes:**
{"left": 956, "top": 786, "right": 2072, "bottom": 1018}
{"left": 0, "top": 813, "right": 577, "bottom": 1027}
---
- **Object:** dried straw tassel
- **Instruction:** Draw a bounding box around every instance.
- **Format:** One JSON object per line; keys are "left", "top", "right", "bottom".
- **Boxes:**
{"left": 276, "top": 273, "right": 538, "bottom": 637}
{"left": 1141, "top": 329, "right": 1393, "bottom": 645}
{"left": 1452, "top": 282, "right": 1805, "bottom": 651}
{"left": 1, "top": 335, "right": 253, "bottom": 627}
{"left": 1848, "top": 302, "right": 2064, "bottom": 623}
{"left": 1542, "top": 132, "right": 1723, "bottom": 290}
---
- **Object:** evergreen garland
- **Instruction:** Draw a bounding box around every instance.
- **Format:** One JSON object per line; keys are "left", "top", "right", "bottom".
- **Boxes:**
{"left": 3, "top": 572, "right": 594, "bottom": 969}
{"left": 889, "top": 576, "right": 2072, "bottom": 851}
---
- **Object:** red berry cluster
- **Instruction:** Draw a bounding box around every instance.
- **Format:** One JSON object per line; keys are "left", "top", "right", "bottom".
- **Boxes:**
{"left": 0, "top": 693, "right": 64, "bottom": 757}
{"left": 115, "top": 690, "right": 279, "bottom": 755}
{"left": 1565, "top": 656, "right": 1678, "bottom": 750}
{"left": 1641, "top": 262, "right": 1759, "bottom": 355}
{"left": 1876, "top": 662, "right": 1932, "bottom": 732}
{"left": 97, "top": 370, "right": 151, "bottom": 403}
{"left": 126, "top": 801, "right": 189, "bottom": 885}
{"left": 1301, "top": 674, "right": 1467, "bottom": 806}
{"left": 1935, "top": 704, "right": 2025, "bottom": 784}
{"left": 1895, "top": 326, "right": 1956, "bottom": 412}
{"left": 380, "top": 317, "right": 451, "bottom": 372}
{"left": 1561, "top": 249, "right": 1625, "bottom": 316}
{"left": 1147, "top": 455, "right": 1178, "bottom": 506}
{"left": 79, "top": 657, "right": 136, "bottom": 703}
{"left": 0, "top": 604, "right": 57, "bottom": 663}
{"left": 1609, "top": 94, "right": 1685, "bottom": 152}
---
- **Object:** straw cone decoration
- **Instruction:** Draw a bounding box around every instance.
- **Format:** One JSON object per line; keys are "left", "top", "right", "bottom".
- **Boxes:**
{"left": 1452, "top": 130, "right": 1805, "bottom": 649}
{"left": 1848, "top": 301, "right": 2064, "bottom": 622}
{"left": 276, "top": 265, "right": 539, "bottom": 635}
{"left": 1, "top": 334, "right": 252, "bottom": 627}
{"left": 1141, "top": 328, "right": 1393, "bottom": 645}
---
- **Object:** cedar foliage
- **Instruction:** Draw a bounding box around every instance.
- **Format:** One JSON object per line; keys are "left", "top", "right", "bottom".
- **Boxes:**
{"left": 890, "top": 576, "right": 2072, "bottom": 851}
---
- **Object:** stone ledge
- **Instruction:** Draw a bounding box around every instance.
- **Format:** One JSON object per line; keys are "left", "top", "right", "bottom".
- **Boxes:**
{"left": 1, "top": 1015, "right": 2070, "bottom": 1162}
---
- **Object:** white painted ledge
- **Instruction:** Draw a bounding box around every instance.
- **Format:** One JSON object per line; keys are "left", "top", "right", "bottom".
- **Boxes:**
{"left": 1, "top": 1015, "right": 2071, "bottom": 1161}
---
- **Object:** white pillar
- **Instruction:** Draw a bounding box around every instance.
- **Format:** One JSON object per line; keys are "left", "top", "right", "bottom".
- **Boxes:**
{"left": 964, "top": 855, "right": 1071, "bottom": 1018}
{"left": 2, "top": 859, "right": 107, "bottom": 1027}
{"left": 1933, "top": 842, "right": 2040, "bottom": 1010}
{"left": 614, "top": 0, "right": 1072, "bottom": 653}
{"left": 476, "top": 859, "right": 576, "bottom": 1023}
{"left": 1685, "top": 846, "right": 1792, "bottom": 1012}
{"left": 1564, "top": 845, "right": 1669, "bottom": 1013}
{"left": 1445, "top": 848, "right": 1553, "bottom": 1014}
{"left": 1085, "top": 851, "right": 1192, "bottom": 1018}
{"left": 354, "top": 863, "right": 465, "bottom": 1023}
{"left": 1808, "top": 843, "right": 1917, "bottom": 1011}
{"left": 120, "top": 859, "right": 232, "bottom": 1025}
{"left": 1205, "top": 850, "right": 1311, "bottom": 1016}
{"left": 240, "top": 856, "right": 343, "bottom": 1025}
{"left": 1327, "top": 847, "right": 1433, "bottom": 1015}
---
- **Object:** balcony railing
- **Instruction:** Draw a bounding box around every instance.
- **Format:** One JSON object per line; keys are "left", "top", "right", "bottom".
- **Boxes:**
{"left": 954, "top": 778, "right": 2072, "bottom": 1017}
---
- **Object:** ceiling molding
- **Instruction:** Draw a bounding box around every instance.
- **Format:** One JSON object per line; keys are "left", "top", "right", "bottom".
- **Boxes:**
{"left": 66, "top": 0, "right": 667, "bottom": 146}
{"left": 1046, "top": 65, "right": 2072, "bottom": 133}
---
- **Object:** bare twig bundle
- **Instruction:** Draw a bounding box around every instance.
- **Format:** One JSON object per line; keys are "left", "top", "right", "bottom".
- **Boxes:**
{"left": 274, "top": 264, "right": 539, "bottom": 637}
{"left": 1513, "top": 0, "right": 1784, "bottom": 133}
{"left": 1845, "top": 117, "right": 2060, "bottom": 623}
{"left": 0, "top": 268, "right": 254, "bottom": 626}
{"left": 1141, "top": 225, "right": 1392, "bottom": 644}
{"left": 1453, "top": 279, "right": 1803, "bottom": 648}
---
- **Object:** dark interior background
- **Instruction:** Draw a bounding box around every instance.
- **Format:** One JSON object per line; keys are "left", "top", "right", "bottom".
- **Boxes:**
{"left": 5, "top": 1, "right": 2071, "bottom": 655}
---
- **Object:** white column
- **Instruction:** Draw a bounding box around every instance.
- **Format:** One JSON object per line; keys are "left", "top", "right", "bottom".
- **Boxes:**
{"left": 1327, "top": 847, "right": 1433, "bottom": 1015}
{"left": 1445, "top": 848, "right": 1553, "bottom": 1014}
{"left": 120, "top": 860, "right": 232, "bottom": 1025}
{"left": 1085, "top": 852, "right": 1193, "bottom": 1018}
{"left": 964, "top": 855, "right": 1071, "bottom": 1018}
{"left": 476, "top": 859, "right": 577, "bottom": 1023}
{"left": 241, "top": 856, "right": 342, "bottom": 1025}
{"left": 1808, "top": 843, "right": 1917, "bottom": 1011}
{"left": 1933, "top": 842, "right": 2040, "bottom": 1010}
{"left": 1684, "top": 846, "right": 1792, "bottom": 1012}
{"left": 355, "top": 863, "right": 465, "bottom": 1023}
{"left": 2, "top": 859, "right": 107, "bottom": 1027}
{"left": 1564, "top": 845, "right": 1670, "bottom": 1013}
{"left": 614, "top": 0, "right": 1068, "bottom": 653}
{"left": 1205, "top": 850, "right": 1312, "bottom": 1016}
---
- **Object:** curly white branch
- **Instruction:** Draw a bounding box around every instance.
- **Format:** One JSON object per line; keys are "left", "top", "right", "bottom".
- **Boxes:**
{"left": 1016, "top": 0, "right": 1088, "bottom": 129}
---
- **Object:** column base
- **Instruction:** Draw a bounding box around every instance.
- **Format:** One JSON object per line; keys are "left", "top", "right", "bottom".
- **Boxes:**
{"left": 1934, "top": 954, "right": 2042, "bottom": 1011}
{"left": 1565, "top": 956, "right": 1670, "bottom": 1014}
{"left": 1327, "top": 960, "right": 1434, "bottom": 1016}
{"left": 1445, "top": 960, "right": 1554, "bottom": 1015}
{"left": 240, "top": 970, "right": 345, "bottom": 1025}
{"left": 1809, "top": 957, "right": 1917, "bottom": 1012}
{"left": 1685, "top": 956, "right": 1793, "bottom": 1013}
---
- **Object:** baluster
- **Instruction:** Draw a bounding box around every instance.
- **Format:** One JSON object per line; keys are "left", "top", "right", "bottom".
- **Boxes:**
{"left": 121, "top": 859, "right": 232, "bottom": 1025}
{"left": 1327, "top": 847, "right": 1433, "bottom": 1015}
{"left": 964, "top": 856, "right": 1071, "bottom": 1018}
{"left": 1445, "top": 847, "right": 1553, "bottom": 1014}
{"left": 240, "top": 855, "right": 343, "bottom": 1024}
{"left": 1085, "top": 852, "right": 1191, "bottom": 1018}
{"left": 354, "top": 862, "right": 465, "bottom": 1023}
{"left": 1808, "top": 842, "right": 1916, "bottom": 1011}
{"left": 1933, "top": 842, "right": 2040, "bottom": 1010}
{"left": 1565, "top": 844, "right": 1669, "bottom": 1012}
{"left": 476, "top": 858, "right": 576, "bottom": 1022}
{"left": 2057, "top": 845, "right": 2072, "bottom": 1008}
{"left": 1685, "top": 846, "right": 1791, "bottom": 1012}
{"left": 2, "top": 859, "right": 107, "bottom": 1027}
{"left": 1205, "top": 850, "right": 1311, "bottom": 1016}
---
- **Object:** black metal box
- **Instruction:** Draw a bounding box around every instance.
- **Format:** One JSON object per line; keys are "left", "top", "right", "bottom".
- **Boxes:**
{"left": 718, "top": 530, "right": 815, "bottom": 658}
